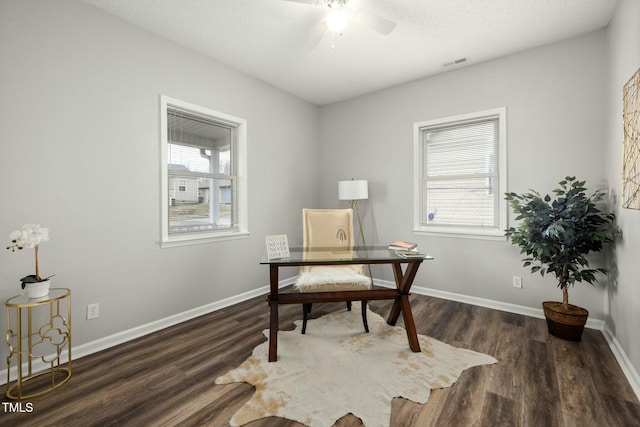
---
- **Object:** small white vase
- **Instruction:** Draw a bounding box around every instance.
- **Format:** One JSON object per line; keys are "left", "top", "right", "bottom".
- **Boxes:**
{"left": 26, "top": 279, "right": 51, "bottom": 299}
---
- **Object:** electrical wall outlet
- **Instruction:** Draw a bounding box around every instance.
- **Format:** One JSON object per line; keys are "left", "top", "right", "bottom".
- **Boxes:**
{"left": 512, "top": 276, "right": 523, "bottom": 289}
{"left": 87, "top": 303, "right": 99, "bottom": 320}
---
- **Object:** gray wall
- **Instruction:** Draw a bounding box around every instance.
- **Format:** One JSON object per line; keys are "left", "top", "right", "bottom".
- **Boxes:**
{"left": 0, "top": 0, "right": 318, "bottom": 360}
{"left": 1, "top": 0, "right": 637, "bottom": 388}
{"left": 319, "top": 30, "right": 609, "bottom": 318}
{"left": 606, "top": 0, "right": 640, "bottom": 380}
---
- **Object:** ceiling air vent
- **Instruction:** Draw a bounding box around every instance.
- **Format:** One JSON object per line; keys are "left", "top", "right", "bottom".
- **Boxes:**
{"left": 442, "top": 57, "right": 469, "bottom": 68}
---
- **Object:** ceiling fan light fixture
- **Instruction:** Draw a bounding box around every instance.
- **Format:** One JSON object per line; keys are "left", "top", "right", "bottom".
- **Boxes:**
{"left": 326, "top": 8, "right": 348, "bottom": 33}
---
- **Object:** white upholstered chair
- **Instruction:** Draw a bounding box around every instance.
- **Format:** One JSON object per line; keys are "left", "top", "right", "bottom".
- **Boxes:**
{"left": 295, "top": 208, "right": 372, "bottom": 334}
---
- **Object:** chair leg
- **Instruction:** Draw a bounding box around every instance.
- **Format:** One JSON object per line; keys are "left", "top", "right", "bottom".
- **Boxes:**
{"left": 346, "top": 301, "right": 352, "bottom": 311}
{"left": 302, "top": 303, "right": 312, "bottom": 334}
{"left": 361, "top": 301, "right": 369, "bottom": 333}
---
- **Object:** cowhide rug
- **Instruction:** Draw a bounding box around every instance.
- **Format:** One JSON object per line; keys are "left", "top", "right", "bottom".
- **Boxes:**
{"left": 215, "top": 305, "right": 497, "bottom": 426}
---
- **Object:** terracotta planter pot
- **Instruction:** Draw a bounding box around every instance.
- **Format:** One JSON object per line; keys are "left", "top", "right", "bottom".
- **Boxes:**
{"left": 542, "top": 301, "right": 589, "bottom": 341}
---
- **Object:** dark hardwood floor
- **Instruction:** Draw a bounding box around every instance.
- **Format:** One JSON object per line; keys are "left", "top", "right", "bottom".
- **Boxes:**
{"left": 3, "top": 292, "right": 639, "bottom": 426}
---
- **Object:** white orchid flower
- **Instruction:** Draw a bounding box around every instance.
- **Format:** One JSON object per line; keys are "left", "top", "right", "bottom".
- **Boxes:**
{"left": 6, "top": 224, "right": 52, "bottom": 285}
{"left": 9, "top": 224, "right": 49, "bottom": 248}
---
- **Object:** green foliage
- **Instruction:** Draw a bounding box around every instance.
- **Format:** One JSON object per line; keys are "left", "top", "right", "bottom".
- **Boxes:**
{"left": 505, "top": 177, "right": 617, "bottom": 293}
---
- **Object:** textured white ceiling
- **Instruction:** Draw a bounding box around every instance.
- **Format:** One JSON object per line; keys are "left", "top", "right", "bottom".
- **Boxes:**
{"left": 83, "top": 0, "right": 618, "bottom": 105}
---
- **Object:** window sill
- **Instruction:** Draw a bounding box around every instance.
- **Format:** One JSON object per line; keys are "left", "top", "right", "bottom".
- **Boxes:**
{"left": 413, "top": 227, "right": 507, "bottom": 241}
{"left": 160, "top": 231, "right": 249, "bottom": 248}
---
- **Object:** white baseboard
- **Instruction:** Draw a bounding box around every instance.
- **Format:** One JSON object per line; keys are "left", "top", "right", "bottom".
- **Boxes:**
{"left": 404, "top": 282, "right": 605, "bottom": 330}
{"left": 3, "top": 275, "right": 638, "bottom": 403}
{"left": 601, "top": 324, "right": 640, "bottom": 400}
{"left": 375, "top": 278, "right": 638, "bottom": 401}
{"left": 69, "top": 284, "right": 278, "bottom": 361}
{"left": 0, "top": 277, "right": 296, "bottom": 386}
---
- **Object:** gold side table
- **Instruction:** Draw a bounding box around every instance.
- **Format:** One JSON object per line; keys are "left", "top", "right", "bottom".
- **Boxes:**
{"left": 5, "top": 288, "right": 72, "bottom": 399}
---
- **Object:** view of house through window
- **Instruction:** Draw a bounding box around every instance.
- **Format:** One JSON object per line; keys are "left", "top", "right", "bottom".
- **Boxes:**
{"left": 161, "top": 96, "right": 247, "bottom": 246}
{"left": 167, "top": 109, "right": 234, "bottom": 232}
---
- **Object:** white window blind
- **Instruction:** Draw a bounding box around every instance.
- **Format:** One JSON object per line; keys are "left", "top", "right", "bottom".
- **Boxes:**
{"left": 414, "top": 108, "right": 507, "bottom": 239}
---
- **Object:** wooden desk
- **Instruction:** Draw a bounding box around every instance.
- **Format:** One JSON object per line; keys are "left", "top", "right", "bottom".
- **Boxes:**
{"left": 261, "top": 245, "right": 433, "bottom": 362}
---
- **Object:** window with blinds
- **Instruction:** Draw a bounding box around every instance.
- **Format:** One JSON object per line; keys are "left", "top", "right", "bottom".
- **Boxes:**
{"left": 413, "top": 108, "right": 507, "bottom": 239}
{"left": 160, "top": 96, "right": 248, "bottom": 247}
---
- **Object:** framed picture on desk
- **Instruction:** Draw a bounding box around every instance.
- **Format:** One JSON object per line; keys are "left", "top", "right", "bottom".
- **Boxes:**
{"left": 265, "top": 234, "right": 290, "bottom": 260}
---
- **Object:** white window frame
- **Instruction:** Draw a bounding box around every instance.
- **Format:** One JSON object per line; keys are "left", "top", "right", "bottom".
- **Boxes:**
{"left": 413, "top": 108, "right": 507, "bottom": 240}
{"left": 160, "top": 95, "right": 248, "bottom": 248}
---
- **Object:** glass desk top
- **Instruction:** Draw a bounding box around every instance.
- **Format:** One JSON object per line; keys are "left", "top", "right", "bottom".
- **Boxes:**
{"left": 260, "top": 244, "right": 433, "bottom": 265}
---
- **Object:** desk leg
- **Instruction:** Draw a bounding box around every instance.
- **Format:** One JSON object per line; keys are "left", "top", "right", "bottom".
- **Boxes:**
{"left": 399, "top": 294, "right": 420, "bottom": 352}
{"left": 268, "top": 265, "right": 279, "bottom": 362}
{"left": 388, "top": 262, "right": 421, "bottom": 353}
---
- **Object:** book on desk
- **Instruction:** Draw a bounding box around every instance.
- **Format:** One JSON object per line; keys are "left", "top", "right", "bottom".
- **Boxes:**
{"left": 388, "top": 241, "right": 417, "bottom": 251}
{"left": 395, "top": 250, "right": 430, "bottom": 259}
{"left": 389, "top": 241, "right": 431, "bottom": 259}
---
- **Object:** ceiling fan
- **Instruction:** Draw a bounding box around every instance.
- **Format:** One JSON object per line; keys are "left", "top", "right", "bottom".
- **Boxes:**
{"left": 284, "top": 0, "right": 397, "bottom": 47}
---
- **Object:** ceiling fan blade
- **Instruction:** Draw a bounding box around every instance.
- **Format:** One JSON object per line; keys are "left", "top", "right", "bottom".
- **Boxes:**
{"left": 351, "top": 8, "right": 396, "bottom": 35}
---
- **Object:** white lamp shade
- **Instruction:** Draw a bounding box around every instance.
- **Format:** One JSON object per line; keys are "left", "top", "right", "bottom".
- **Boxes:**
{"left": 338, "top": 180, "right": 369, "bottom": 201}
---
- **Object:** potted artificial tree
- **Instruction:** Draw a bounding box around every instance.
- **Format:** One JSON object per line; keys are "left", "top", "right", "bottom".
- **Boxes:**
{"left": 505, "top": 177, "right": 617, "bottom": 341}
